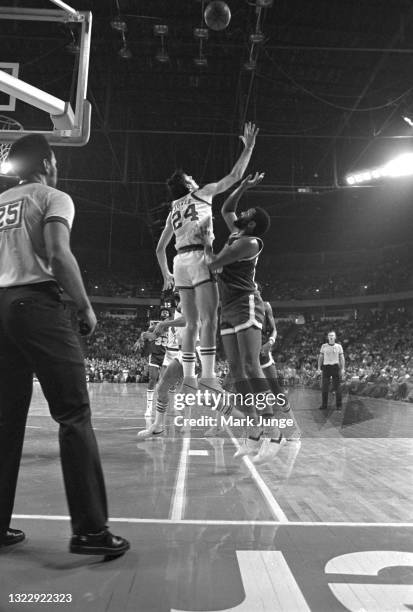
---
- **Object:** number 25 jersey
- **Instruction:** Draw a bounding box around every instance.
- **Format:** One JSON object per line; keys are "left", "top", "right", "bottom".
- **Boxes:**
{"left": 0, "top": 182, "right": 74, "bottom": 287}
{"left": 171, "top": 190, "right": 214, "bottom": 250}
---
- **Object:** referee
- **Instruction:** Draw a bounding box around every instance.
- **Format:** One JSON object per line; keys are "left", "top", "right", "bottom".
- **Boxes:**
{"left": 317, "top": 331, "right": 345, "bottom": 410}
{"left": 0, "top": 135, "right": 129, "bottom": 557}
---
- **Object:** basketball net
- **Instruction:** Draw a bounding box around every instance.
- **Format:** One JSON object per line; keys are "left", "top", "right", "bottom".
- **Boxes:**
{"left": 0, "top": 115, "right": 23, "bottom": 166}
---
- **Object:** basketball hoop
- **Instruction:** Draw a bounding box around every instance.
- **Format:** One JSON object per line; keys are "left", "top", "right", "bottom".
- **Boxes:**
{"left": 0, "top": 115, "right": 23, "bottom": 173}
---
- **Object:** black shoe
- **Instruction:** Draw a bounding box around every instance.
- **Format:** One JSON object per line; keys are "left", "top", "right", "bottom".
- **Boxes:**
{"left": 70, "top": 529, "right": 130, "bottom": 557}
{"left": 319, "top": 405, "right": 327, "bottom": 410}
{"left": 0, "top": 528, "right": 25, "bottom": 547}
{"left": 336, "top": 405, "right": 342, "bottom": 411}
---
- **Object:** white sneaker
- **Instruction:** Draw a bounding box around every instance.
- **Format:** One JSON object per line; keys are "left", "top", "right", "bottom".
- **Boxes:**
{"left": 137, "top": 423, "right": 165, "bottom": 440}
{"left": 252, "top": 436, "right": 287, "bottom": 464}
{"left": 233, "top": 437, "right": 261, "bottom": 459}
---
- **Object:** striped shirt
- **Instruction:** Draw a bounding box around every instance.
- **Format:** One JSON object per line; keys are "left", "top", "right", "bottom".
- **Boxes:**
{"left": 320, "top": 342, "right": 343, "bottom": 365}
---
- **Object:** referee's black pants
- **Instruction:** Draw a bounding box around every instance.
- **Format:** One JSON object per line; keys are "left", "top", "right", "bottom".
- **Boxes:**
{"left": 321, "top": 364, "right": 342, "bottom": 409}
{"left": 0, "top": 283, "right": 108, "bottom": 535}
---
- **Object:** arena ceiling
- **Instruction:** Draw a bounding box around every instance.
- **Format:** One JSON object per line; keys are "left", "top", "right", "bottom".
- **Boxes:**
{"left": 3, "top": 0, "right": 413, "bottom": 254}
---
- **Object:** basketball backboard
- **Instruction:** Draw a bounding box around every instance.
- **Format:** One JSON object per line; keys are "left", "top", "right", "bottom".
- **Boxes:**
{"left": 0, "top": 4, "right": 92, "bottom": 147}
{"left": 0, "top": 63, "right": 20, "bottom": 111}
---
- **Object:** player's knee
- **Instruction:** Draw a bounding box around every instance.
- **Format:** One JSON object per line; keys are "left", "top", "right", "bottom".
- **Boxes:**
{"left": 244, "top": 359, "right": 261, "bottom": 378}
{"left": 200, "top": 311, "right": 216, "bottom": 328}
{"left": 185, "top": 321, "right": 199, "bottom": 337}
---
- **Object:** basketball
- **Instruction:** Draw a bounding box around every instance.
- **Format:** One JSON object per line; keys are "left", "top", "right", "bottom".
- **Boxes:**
{"left": 204, "top": 1, "right": 231, "bottom": 31}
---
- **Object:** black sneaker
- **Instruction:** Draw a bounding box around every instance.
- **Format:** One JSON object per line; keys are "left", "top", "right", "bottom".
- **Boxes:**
{"left": 70, "top": 529, "right": 130, "bottom": 557}
{"left": 0, "top": 528, "right": 25, "bottom": 547}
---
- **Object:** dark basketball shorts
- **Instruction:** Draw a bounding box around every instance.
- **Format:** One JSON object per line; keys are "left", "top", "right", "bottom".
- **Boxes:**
{"left": 220, "top": 292, "right": 265, "bottom": 336}
{"left": 148, "top": 351, "right": 165, "bottom": 368}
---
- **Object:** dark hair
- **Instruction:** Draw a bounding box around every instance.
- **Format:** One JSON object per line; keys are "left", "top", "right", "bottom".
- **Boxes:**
{"left": 251, "top": 207, "right": 271, "bottom": 236}
{"left": 8, "top": 134, "right": 53, "bottom": 179}
{"left": 166, "top": 169, "right": 190, "bottom": 200}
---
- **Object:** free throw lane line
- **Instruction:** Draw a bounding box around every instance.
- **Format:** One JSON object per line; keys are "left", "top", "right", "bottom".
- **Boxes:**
{"left": 224, "top": 425, "right": 289, "bottom": 523}
{"left": 169, "top": 436, "right": 190, "bottom": 520}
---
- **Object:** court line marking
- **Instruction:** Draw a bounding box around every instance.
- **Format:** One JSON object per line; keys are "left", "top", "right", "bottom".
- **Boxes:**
{"left": 28, "top": 415, "right": 147, "bottom": 420}
{"left": 224, "top": 425, "right": 289, "bottom": 523}
{"left": 169, "top": 436, "right": 190, "bottom": 520}
{"left": 11, "top": 515, "right": 413, "bottom": 527}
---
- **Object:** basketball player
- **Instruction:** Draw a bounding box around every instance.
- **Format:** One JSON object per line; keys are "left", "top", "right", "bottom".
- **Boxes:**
{"left": 156, "top": 122, "right": 259, "bottom": 393}
{"left": 257, "top": 290, "right": 301, "bottom": 439}
{"left": 133, "top": 307, "right": 170, "bottom": 417}
{"left": 317, "top": 330, "right": 345, "bottom": 410}
{"left": 137, "top": 304, "right": 190, "bottom": 439}
{"left": 199, "top": 172, "right": 286, "bottom": 464}
{"left": 0, "top": 135, "right": 129, "bottom": 556}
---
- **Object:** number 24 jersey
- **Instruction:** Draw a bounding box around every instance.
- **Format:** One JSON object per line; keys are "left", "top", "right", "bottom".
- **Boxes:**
{"left": 170, "top": 190, "right": 214, "bottom": 250}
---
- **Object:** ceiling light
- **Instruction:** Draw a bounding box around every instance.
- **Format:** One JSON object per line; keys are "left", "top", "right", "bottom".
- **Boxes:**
{"left": 156, "top": 49, "right": 169, "bottom": 63}
{"left": 194, "top": 56, "right": 208, "bottom": 66}
{"left": 154, "top": 24, "right": 168, "bottom": 36}
{"left": 244, "top": 60, "right": 257, "bottom": 71}
{"left": 194, "top": 27, "right": 208, "bottom": 39}
{"left": 118, "top": 45, "right": 132, "bottom": 59}
{"left": 250, "top": 32, "right": 265, "bottom": 43}
{"left": 111, "top": 15, "right": 127, "bottom": 32}
{"left": 65, "top": 40, "right": 80, "bottom": 54}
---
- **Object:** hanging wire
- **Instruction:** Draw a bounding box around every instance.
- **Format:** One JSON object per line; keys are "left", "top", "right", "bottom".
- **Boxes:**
{"left": 263, "top": 48, "right": 413, "bottom": 112}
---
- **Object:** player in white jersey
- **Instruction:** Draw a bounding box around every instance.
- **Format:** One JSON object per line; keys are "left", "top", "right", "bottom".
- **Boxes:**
{"left": 137, "top": 301, "right": 189, "bottom": 439}
{"left": 156, "top": 122, "right": 259, "bottom": 394}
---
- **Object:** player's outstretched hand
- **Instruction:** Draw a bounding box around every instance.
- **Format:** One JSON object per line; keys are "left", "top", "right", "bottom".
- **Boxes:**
{"left": 163, "top": 272, "right": 174, "bottom": 291}
{"left": 240, "top": 122, "right": 259, "bottom": 149}
{"left": 133, "top": 339, "right": 143, "bottom": 352}
{"left": 241, "top": 171, "right": 265, "bottom": 190}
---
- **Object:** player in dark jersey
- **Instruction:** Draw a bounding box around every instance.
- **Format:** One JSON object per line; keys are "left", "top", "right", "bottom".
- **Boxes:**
{"left": 133, "top": 307, "right": 170, "bottom": 417}
{"left": 255, "top": 284, "right": 282, "bottom": 393}
{"left": 199, "top": 172, "right": 287, "bottom": 464}
{"left": 257, "top": 287, "right": 301, "bottom": 440}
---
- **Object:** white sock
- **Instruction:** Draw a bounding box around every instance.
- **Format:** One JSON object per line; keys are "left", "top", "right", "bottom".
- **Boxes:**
{"left": 146, "top": 390, "right": 154, "bottom": 411}
{"left": 168, "top": 389, "right": 176, "bottom": 412}
{"left": 182, "top": 352, "right": 196, "bottom": 379}
{"left": 200, "top": 346, "right": 216, "bottom": 379}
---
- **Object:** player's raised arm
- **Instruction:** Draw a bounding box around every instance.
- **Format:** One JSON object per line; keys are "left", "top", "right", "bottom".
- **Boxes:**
{"left": 221, "top": 172, "right": 265, "bottom": 232}
{"left": 205, "top": 235, "right": 260, "bottom": 270}
{"left": 200, "top": 122, "right": 259, "bottom": 198}
{"left": 156, "top": 213, "right": 174, "bottom": 290}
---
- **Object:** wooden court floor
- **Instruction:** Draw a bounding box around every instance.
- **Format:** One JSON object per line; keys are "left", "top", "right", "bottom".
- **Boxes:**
{"left": 0, "top": 382, "right": 412, "bottom": 612}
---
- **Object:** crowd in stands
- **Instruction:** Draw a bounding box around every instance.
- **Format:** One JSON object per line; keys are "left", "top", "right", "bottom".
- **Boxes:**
{"left": 274, "top": 310, "right": 413, "bottom": 402}
{"left": 79, "top": 309, "right": 413, "bottom": 403}
{"left": 74, "top": 244, "right": 413, "bottom": 301}
{"left": 259, "top": 260, "right": 413, "bottom": 301}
